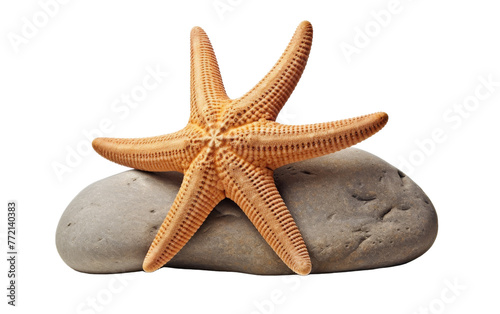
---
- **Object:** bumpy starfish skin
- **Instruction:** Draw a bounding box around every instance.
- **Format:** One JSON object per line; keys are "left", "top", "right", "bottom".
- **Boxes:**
{"left": 92, "top": 21, "right": 388, "bottom": 275}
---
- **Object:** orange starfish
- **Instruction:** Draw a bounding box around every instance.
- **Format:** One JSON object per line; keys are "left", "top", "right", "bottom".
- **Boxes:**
{"left": 92, "top": 21, "right": 388, "bottom": 275}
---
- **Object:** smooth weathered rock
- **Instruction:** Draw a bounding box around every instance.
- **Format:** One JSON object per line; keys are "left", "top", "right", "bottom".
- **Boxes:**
{"left": 56, "top": 148, "right": 438, "bottom": 275}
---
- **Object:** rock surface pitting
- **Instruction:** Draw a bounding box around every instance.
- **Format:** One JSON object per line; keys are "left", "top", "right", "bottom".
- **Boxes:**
{"left": 56, "top": 148, "right": 438, "bottom": 275}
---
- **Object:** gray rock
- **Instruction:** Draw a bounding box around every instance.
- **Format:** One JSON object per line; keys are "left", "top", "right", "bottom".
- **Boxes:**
{"left": 56, "top": 148, "right": 438, "bottom": 275}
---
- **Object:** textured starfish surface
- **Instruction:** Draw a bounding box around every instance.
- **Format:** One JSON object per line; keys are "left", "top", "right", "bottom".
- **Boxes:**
{"left": 92, "top": 21, "right": 388, "bottom": 275}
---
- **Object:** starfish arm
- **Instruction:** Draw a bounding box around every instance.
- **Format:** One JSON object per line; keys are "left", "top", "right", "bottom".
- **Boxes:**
{"left": 189, "top": 26, "right": 229, "bottom": 127}
{"left": 220, "top": 21, "right": 313, "bottom": 130}
{"left": 143, "top": 148, "right": 225, "bottom": 272}
{"left": 216, "top": 147, "right": 312, "bottom": 275}
{"left": 228, "top": 112, "right": 389, "bottom": 170}
{"left": 92, "top": 126, "right": 204, "bottom": 172}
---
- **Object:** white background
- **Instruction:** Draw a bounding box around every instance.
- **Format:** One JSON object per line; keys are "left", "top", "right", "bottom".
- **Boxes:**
{"left": 1, "top": 0, "right": 499, "bottom": 313}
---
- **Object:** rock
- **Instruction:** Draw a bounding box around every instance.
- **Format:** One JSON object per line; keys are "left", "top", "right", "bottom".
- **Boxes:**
{"left": 56, "top": 148, "right": 438, "bottom": 275}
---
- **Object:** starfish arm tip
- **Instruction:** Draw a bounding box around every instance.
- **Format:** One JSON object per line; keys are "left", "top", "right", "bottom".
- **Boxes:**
{"left": 91, "top": 137, "right": 106, "bottom": 155}
{"left": 190, "top": 25, "right": 206, "bottom": 37}
{"left": 299, "top": 20, "right": 312, "bottom": 29}
{"left": 91, "top": 137, "right": 123, "bottom": 161}
{"left": 294, "top": 259, "right": 312, "bottom": 275}
{"left": 375, "top": 111, "right": 389, "bottom": 128}
{"left": 142, "top": 257, "right": 159, "bottom": 273}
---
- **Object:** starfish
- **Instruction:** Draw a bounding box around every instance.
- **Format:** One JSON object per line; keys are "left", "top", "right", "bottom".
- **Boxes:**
{"left": 92, "top": 21, "right": 388, "bottom": 275}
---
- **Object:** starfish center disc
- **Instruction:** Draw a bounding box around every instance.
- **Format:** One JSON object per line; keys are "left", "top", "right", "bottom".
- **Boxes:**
{"left": 207, "top": 128, "right": 224, "bottom": 149}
